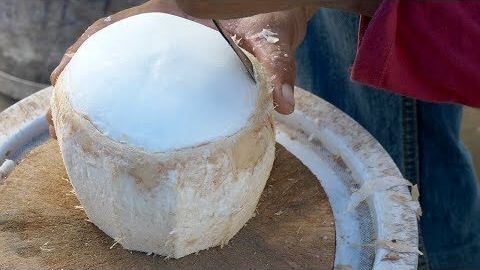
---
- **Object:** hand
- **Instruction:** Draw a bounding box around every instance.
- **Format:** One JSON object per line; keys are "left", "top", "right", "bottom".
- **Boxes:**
{"left": 176, "top": 0, "right": 311, "bottom": 19}
{"left": 48, "top": 0, "right": 312, "bottom": 138}
{"left": 221, "top": 10, "right": 311, "bottom": 114}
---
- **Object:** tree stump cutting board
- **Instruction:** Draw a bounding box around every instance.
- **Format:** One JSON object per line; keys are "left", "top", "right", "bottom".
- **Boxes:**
{"left": 0, "top": 140, "right": 335, "bottom": 269}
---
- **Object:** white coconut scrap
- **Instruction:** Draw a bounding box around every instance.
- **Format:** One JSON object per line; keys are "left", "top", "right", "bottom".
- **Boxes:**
{"left": 250, "top": 28, "right": 280, "bottom": 44}
{"left": 407, "top": 200, "right": 422, "bottom": 219}
{"left": 411, "top": 184, "right": 420, "bottom": 201}
{"left": 40, "top": 242, "right": 55, "bottom": 252}
{"left": 347, "top": 176, "right": 412, "bottom": 211}
{"left": 410, "top": 184, "right": 422, "bottom": 219}
{"left": 231, "top": 34, "right": 242, "bottom": 45}
{"left": 0, "top": 159, "right": 15, "bottom": 179}
{"left": 110, "top": 238, "right": 123, "bottom": 249}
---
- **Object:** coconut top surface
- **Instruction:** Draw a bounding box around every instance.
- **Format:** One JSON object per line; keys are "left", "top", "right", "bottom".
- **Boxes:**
{"left": 64, "top": 13, "right": 258, "bottom": 153}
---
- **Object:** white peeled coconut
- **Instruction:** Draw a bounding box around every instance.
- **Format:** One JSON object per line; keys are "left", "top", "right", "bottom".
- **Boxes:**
{"left": 50, "top": 13, "right": 275, "bottom": 258}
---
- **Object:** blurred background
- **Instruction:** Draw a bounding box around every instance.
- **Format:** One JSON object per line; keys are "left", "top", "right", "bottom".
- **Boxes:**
{"left": 0, "top": 0, "right": 478, "bottom": 178}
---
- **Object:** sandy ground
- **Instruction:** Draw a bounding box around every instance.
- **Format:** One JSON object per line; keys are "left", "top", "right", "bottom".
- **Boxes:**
{"left": 0, "top": 94, "right": 479, "bottom": 177}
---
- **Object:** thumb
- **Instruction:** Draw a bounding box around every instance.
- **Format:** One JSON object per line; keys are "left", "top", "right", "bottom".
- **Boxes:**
{"left": 238, "top": 33, "right": 296, "bottom": 114}
{"left": 255, "top": 42, "right": 296, "bottom": 114}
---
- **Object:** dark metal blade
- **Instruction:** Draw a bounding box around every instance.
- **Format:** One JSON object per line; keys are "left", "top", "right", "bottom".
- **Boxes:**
{"left": 212, "top": 19, "right": 255, "bottom": 81}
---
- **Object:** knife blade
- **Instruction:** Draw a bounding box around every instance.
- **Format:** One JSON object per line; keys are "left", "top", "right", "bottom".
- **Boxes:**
{"left": 212, "top": 19, "right": 256, "bottom": 82}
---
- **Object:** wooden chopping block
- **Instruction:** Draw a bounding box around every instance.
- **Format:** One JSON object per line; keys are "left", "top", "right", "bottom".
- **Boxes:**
{"left": 0, "top": 140, "right": 335, "bottom": 269}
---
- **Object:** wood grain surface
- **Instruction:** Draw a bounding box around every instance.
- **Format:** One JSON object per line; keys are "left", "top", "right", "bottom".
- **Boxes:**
{"left": 0, "top": 140, "right": 335, "bottom": 269}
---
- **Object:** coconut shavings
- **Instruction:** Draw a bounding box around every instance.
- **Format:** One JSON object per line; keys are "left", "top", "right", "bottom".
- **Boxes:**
{"left": 0, "top": 159, "right": 15, "bottom": 179}
{"left": 231, "top": 34, "right": 242, "bottom": 45}
{"left": 110, "top": 238, "right": 123, "bottom": 249}
{"left": 347, "top": 176, "right": 412, "bottom": 211}
{"left": 40, "top": 242, "right": 55, "bottom": 252}
{"left": 410, "top": 184, "right": 423, "bottom": 219}
{"left": 250, "top": 29, "right": 280, "bottom": 44}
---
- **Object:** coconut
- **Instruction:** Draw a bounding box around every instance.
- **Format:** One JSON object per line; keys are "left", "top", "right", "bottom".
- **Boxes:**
{"left": 50, "top": 13, "right": 275, "bottom": 258}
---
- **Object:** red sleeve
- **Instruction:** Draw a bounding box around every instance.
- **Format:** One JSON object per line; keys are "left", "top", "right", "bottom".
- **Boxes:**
{"left": 350, "top": 0, "right": 480, "bottom": 108}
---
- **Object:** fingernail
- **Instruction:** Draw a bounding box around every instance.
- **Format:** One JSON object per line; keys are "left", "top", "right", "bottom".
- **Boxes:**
{"left": 281, "top": 84, "right": 295, "bottom": 108}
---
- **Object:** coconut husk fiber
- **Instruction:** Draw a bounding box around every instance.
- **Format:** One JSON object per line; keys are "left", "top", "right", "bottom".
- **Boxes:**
{"left": 0, "top": 140, "right": 335, "bottom": 269}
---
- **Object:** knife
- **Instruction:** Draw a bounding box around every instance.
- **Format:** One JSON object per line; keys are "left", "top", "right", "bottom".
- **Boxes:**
{"left": 212, "top": 19, "right": 256, "bottom": 82}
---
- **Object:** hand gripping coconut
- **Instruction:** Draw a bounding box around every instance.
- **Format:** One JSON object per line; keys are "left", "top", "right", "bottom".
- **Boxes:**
{"left": 50, "top": 13, "right": 275, "bottom": 258}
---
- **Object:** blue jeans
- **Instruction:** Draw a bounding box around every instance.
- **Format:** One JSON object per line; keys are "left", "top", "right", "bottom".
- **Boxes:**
{"left": 295, "top": 9, "right": 480, "bottom": 270}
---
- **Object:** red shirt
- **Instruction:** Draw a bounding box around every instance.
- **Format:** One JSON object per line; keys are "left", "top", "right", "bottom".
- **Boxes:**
{"left": 351, "top": 0, "right": 480, "bottom": 108}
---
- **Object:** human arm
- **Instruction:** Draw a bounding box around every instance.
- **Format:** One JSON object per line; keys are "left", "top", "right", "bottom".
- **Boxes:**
{"left": 175, "top": 0, "right": 380, "bottom": 18}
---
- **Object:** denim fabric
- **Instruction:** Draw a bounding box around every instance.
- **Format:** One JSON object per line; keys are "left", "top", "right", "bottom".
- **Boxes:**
{"left": 295, "top": 9, "right": 480, "bottom": 270}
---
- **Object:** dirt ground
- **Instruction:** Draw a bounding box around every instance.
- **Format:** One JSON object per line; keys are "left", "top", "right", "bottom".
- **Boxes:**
{"left": 0, "top": 93, "right": 479, "bottom": 178}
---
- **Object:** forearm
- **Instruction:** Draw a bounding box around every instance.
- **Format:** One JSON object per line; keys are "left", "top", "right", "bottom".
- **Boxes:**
{"left": 307, "top": 0, "right": 380, "bottom": 17}
{"left": 175, "top": 0, "right": 380, "bottom": 19}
